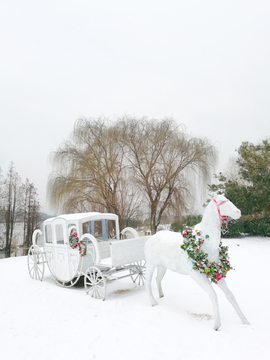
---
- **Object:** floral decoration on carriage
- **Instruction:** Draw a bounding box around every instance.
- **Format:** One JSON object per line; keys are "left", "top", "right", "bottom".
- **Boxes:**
{"left": 69, "top": 232, "right": 87, "bottom": 257}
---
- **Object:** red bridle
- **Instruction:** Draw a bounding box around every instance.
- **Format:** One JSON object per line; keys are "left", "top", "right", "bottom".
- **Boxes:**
{"left": 213, "top": 199, "right": 229, "bottom": 228}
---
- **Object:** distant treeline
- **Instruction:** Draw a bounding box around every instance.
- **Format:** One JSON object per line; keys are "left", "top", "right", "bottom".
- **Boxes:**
{"left": 0, "top": 162, "right": 41, "bottom": 257}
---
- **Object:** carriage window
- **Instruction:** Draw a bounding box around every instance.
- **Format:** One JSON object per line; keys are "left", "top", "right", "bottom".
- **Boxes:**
{"left": 94, "top": 221, "right": 103, "bottom": 239}
{"left": 82, "top": 220, "right": 116, "bottom": 241}
{"left": 82, "top": 221, "right": 89, "bottom": 234}
{"left": 107, "top": 220, "right": 116, "bottom": 239}
{"left": 56, "top": 225, "right": 64, "bottom": 244}
{"left": 45, "top": 225, "right": 52, "bottom": 243}
{"left": 83, "top": 220, "right": 103, "bottom": 239}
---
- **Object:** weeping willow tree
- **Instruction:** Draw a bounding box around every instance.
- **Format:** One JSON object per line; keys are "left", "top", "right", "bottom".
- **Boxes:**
{"left": 117, "top": 117, "right": 218, "bottom": 233}
{"left": 47, "top": 118, "right": 142, "bottom": 229}
{"left": 47, "top": 116, "right": 217, "bottom": 233}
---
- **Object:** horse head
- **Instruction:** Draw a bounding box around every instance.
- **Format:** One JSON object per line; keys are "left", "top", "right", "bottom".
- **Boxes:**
{"left": 213, "top": 194, "right": 241, "bottom": 220}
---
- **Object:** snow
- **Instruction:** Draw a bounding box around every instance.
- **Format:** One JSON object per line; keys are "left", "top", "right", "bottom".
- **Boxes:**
{"left": 1, "top": 237, "right": 270, "bottom": 360}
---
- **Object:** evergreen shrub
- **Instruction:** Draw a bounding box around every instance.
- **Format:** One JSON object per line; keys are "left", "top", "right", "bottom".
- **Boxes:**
{"left": 222, "top": 216, "right": 270, "bottom": 238}
{"left": 171, "top": 215, "right": 270, "bottom": 238}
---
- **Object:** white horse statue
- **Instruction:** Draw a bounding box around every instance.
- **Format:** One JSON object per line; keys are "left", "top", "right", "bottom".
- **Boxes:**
{"left": 144, "top": 194, "right": 250, "bottom": 330}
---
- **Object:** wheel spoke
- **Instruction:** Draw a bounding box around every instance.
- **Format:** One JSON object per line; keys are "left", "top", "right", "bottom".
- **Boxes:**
{"left": 93, "top": 287, "right": 98, "bottom": 298}
{"left": 37, "top": 266, "right": 43, "bottom": 279}
{"left": 89, "top": 272, "right": 95, "bottom": 282}
{"left": 34, "top": 266, "right": 37, "bottom": 280}
{"left": 96, "top": 286, "right": 103, "bottom": 298}
{"left": 85, "top": 279, "right": 92, "bottom": 287}
{"left": 35, "top": 266, "right": 40, "bottom": 280}
{"left": 97, "top": 287, "right": 102, "bottom": 298}
{"left": 95, "top": 277, "right": 103, "bottom": 285}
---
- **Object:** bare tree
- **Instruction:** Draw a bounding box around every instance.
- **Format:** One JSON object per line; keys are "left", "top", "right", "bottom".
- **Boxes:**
{"left": 47, "top": 118, "right": 142, "bottom": 229}
{"left": 22, "top": 179, "right": 41, "bottom": 255}
{"left": 119, "top": 117, "right": 218, "bottom": 233}
{"left": 0, "top": 165, "right": 41, "bottom": 257}
{"left": 1, "top": 163, "right": 22, "bottom": 257}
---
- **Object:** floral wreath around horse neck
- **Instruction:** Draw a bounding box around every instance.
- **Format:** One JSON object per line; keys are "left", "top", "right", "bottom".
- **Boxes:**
{"left": 180, "top": 228, "right": 233, "bottom": 284}
{"left": 69, "top": 233, "right": 87, "bottom": 257}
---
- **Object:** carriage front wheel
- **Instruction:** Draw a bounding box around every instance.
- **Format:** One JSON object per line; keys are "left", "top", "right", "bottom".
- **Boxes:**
{"left": 129, "top": 260, "right": 146, "bottom": 286}
{"left": 84, "top": 266, "right": 106, "bottom": 300}
{"left": 28, "top": 245, "right": 45, "bottom": 281}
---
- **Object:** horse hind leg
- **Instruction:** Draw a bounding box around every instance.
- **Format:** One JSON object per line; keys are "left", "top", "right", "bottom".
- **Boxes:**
{"left": 145, "top": 262, "right": 158, "bottom": 306}
{"left": 217, "top": 279, "right": 250, "bottom": 325}
{"left": 156, "top": 265, "right": 167, "bottom": 298}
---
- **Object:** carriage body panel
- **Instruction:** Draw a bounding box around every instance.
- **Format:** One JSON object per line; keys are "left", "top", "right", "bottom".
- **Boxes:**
{"left": 110, "top": 236, "right": 150, "bottom": 267}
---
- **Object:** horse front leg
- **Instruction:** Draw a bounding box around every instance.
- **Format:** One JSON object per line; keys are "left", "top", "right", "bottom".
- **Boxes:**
{"left": 217, "top": 278, "right": 250, "bottom": 325}
{"left": 145, "top": 262, "right": 158, "bottom": 306}
{"left": 156, "top": 265, "right": 167, "bottom": 298}
{"left": 190, "top": 271, "right": 221, "bottom": 330}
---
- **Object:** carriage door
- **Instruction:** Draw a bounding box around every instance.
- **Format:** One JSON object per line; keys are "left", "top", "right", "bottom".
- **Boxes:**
{"left": 53, "top": 219, "right": 71, "bottom": 282}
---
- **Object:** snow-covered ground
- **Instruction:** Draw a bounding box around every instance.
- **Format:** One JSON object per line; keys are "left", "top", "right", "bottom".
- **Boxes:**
{"left": 1, "top": 237, "right": 270, "bottom": 360}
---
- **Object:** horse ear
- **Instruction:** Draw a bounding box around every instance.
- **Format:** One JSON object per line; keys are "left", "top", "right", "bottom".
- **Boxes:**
{"left": 212, "top": 191, "right": 226, "bottom": 201}
{"left": 213, "top": 192, "right": 218, "bottom": 200}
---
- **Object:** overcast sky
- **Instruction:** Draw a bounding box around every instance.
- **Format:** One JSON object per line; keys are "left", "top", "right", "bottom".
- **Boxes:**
{"left": 1, "top": 0, "right": 270, "bottom": 213}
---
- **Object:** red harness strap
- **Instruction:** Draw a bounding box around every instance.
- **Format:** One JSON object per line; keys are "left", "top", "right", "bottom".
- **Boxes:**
{"left": 213, "top": 199, "right": 229, "bottom": 228}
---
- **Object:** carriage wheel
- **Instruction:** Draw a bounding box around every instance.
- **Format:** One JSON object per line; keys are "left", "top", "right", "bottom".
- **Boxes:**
{"left": 120, "top": 227, "right": 139, "bottom": 239}
{"left": 84, "top": 266, "right": 106, "bottom": 300}
{"left": 28, "top": 245, "right": 45, "bottom": 281}
{"left": 129, "top": 260, "right": 146, "bottom": 285}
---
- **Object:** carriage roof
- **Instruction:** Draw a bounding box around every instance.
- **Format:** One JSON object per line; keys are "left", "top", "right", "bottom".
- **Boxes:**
{"left": 44, "top": 212, "right": 119, "bottom": 225}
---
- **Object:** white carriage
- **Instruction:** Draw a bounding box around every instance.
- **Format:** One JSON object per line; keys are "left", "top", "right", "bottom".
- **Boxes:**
{"left": 28, "top": 212, "right": 150, "bottom": 300}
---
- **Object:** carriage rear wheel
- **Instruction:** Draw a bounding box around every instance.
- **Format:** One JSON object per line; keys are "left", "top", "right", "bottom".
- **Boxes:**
{"left": 129, "top": 260, "right": 146, "bottom": 285}
{"left": 84, "top": 266, "right": 106, "bottom": 300}
{"left": 28, "top": 245, "right": 45, "bottom": 281}
{"left": 120, "top": 227, "right": 139, "bottom": 239}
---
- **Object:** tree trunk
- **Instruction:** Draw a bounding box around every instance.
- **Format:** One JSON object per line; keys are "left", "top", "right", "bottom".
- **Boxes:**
{"left": 150, "top": 204, "right": 158, "bottom": 234}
